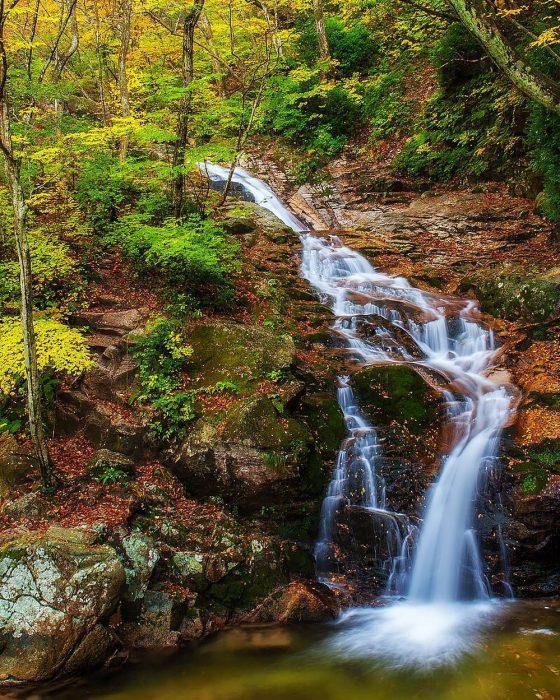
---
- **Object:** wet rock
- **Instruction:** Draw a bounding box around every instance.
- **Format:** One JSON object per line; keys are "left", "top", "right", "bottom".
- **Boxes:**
{"left": 245, "top": 581, "right": 340, "bottom": 623}
{"left": 353, "top": 364, "right": 440, "bottom": 435}
{"left": 171, "top": 551, "right": 207, "bottom": 591}
{"left": 0, "top": 527, "right": 125, "bottom": 685}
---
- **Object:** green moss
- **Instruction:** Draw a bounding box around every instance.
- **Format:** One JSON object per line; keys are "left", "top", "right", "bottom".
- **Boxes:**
{"left": 465, "top": 268, "right": 560, "bottom": 323}
{"left": 352, "top": 365, "right": 438, "bottom": 434}
{"left": 187, "top": 321, "right": 295, "bottom": 390}
{"left": 222, "top": 396, "right": 310, "bottom": 453}
{"left": 300, "top": 393, "right": 345, "bottom": 459}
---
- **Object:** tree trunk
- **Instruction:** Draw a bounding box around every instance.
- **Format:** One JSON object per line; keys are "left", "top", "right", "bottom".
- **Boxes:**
{"left": 0, "top": 101, "right": 53, "bottom": 490}
{"left": 199, "top": 11, "right": 225, "bottom": 97}
{"left": 172, "top": 0, "right": 205, "bottom": 218}
{"left": 118, "top": 0, "right": 132, "bottom": 161}
{"left": 447, "top": 0, "right": 560, "bottom": 113}
{"left": 312, "top": 0, "right": 330, "bottom": 63}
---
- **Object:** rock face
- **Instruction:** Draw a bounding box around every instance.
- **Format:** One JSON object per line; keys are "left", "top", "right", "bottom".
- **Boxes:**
{"left": 0, "top": 527, "right": 125, "bottom": 685}
{"left": 246, "top": 581, "right": 340, "bottom": 623}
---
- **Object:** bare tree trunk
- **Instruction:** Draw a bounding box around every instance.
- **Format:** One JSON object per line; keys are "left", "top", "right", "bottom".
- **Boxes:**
{"left": 199, "top": 11, "right": 225, "bottom": 97}
{"left": 447, "top": 0, "right": 560, "bottom": 113}
{"left": 0, "top": 108, "right": 53, "bottom": 489}
{"left": 0, "top": 0, "right": 53, "bottom": 489}
{"left": 312, "top": 0, "right": 330, "bottom": 63}
{"left": 172, "top": 0, "right": 205, "bottom": 218}
{"left": 118, "top": 0, "right": 132, "bottom": 160}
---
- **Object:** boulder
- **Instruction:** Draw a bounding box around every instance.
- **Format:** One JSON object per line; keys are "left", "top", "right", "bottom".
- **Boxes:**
{"left": 245, "top": 581, "right": 340, "bottom": 623}
{"left": 186, "top": 321, "right": 296, "bottom": 390}
{"left": 167, "top": 396, "right": 312, "bottom": 507}
{"left": 119, "top": 590, "right": 189, "bottom": 648}
{"left": 0, "top": 527, "right": 125, "bottom": 685}
{"left": 88, "top": 449, "right": 135, "bottom": 479}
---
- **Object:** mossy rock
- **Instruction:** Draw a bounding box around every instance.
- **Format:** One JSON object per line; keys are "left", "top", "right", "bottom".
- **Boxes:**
{"left": 187, "top": 321, "right": 296, "bottom": 390}
{"left": 222, "top": 396, "right": 310, "bottom": 453}
{"left": 462, "top": 267, "right": 560, "bottom": 323}
{"left": 352, "top": 365, "right": 438, "bottom": 435}
{"left": 300, "top": 392, "right": 345, "bottom": 459}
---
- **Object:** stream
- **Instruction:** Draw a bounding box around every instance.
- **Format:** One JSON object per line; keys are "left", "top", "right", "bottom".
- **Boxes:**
{"left": 28, "top": 166, "right": 560, "bottom": 699}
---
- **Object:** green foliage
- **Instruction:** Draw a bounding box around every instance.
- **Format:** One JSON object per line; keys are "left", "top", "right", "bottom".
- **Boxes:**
{"left": 148, "top": 391, "right": 197, "bottom": 442}
{"left": 362, "top": 70, "right": 412, "bottom": 141}
{"left": 0, "top": 232, "right": 82, "bottom": 311}
{"left": 294, "top": 17, "right": 376, "bottom": 77}
{"left": 75, "top": 153, "right": 132, "bottom": 232}
{"left": 527, "top": 104, "right": 560, "bottom": 221}
{"left": 131, "top": 317, "right": 196, "bottom": 442}
{"left": 112, "top": 214, "right": 239, "bottom": 308}
{"left": 0, "top": 317, "right": 92, "bottom": 400}
{"left": 92, "top": 464, "right": 130, "bottom": 485}
{"left": 131, "top": 317, "right": 193, "bottom": 402}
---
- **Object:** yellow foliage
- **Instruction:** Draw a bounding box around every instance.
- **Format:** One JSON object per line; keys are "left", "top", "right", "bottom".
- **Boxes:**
{"left": 0, "top": 317, "right": 93, "bottom": 398}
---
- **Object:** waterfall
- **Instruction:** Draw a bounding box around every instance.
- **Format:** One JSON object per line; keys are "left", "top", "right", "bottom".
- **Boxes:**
{"left": 200, "top": 163, "right": 515, "bottom": 663}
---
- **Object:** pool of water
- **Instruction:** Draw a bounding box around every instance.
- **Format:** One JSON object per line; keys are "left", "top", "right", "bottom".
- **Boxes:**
{"left": 19, "top": 600, "right": 560, "bottom": 700}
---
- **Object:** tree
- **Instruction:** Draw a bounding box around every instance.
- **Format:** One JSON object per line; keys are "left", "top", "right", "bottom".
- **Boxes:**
{"left": 172, "top": 0, "right": 205, "bottom": 218}
{"left": 0, "top": 0, "right": 53, "bottom": 489}
{"left": 447, "top": 0, "right": 560, "bottom": 113}
{"left": 312, "top": 0, "right": 330, "bottom": 64}
{"left": 117, "top": 0, "right": 133, "bottom": 160}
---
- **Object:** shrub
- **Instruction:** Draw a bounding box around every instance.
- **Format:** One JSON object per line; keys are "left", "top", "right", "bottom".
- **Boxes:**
{"left": 527, "top": 104, "right": 560, "bottom": 221}
{"left": 75, "top": 153, "right": 132, "bottom": 232}
{"left": 294, "top": 17, "right": 376, "bottom": 77}
{"left": 0, "top": 233, "right": 81, "bottom": 311}
{"left": 113, "top": 214, "right": 240, "bottom": 308}
{"left": 362, "top": 70, "right": 412, "bottom": 141}
{"left": 130, "top": 317, "right": 196, "bottom": 442}
{"left": 0, "top": 317, "right": 92, "bottom": 399}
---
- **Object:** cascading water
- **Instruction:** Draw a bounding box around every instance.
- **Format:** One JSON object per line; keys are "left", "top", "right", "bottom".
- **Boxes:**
{"left": 200, "top": 162, "right": 516, "bottom": 666}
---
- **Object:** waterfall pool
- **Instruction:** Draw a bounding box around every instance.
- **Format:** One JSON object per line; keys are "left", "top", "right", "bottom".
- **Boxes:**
{"left": 25, "top": 600, "right": 560, "bottom": 699}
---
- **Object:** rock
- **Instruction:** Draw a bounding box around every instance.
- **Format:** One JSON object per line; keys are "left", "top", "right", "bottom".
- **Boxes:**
{"left": 353, "top": 364, "right": 440, "bottom": 435}
{"left": 0, "top": 527, "right": 125, "bottom": 685}
{"left": 245, "top": 581, "right": 340, "bottom": 623}
{"left": 119, "top": 590, "right": 184, "bottom": 648}
{"left": 463, "top": 267, "right": 560, "bottom": 323}
{"left": 172, "top": 551, "right": 207, "bottom": 591}
{"left": 0, "top": 434, "right": 34, "bottom": 498}
{"left": 84, "top": 403, "right": 146, "bottom": 456}
{"left": 167, "top": 396, "right": 313, "bottom": 508}
{"left": 119, "top": 533, "right": 160, "bottom": 601}
{"left": 2, "top": 491, "right": 48, "bottom": 519}
{"left": 186, "top": 321, "right": 296, "bottom": 390}
{"left": 88, "top": 449, "right": 135, "bottom": 479}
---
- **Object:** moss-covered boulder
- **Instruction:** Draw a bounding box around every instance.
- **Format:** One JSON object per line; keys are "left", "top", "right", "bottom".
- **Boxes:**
{"left": 353, "top": 364, "right": 439, "bottom": 435}
{"left": 0, "top": 527, "right": 125, "bottom": 686}
{"left": 187, "top": 321, "right": 296, "bottom": 390}
{"left": 463, "top": 267, "right": 560, "bottom": 323}
{"left": 166, "top": 395, "right": 314, "bottom": 508}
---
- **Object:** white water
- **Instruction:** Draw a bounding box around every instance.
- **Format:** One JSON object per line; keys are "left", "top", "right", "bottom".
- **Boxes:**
{"left": 201, "top": 162, "right": 515, "bottom": 665}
